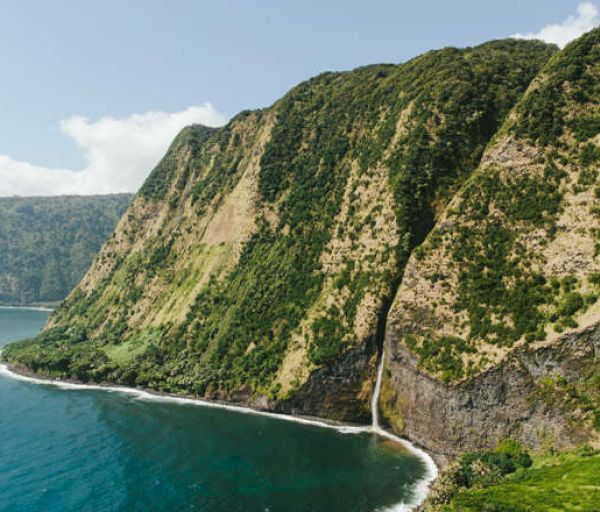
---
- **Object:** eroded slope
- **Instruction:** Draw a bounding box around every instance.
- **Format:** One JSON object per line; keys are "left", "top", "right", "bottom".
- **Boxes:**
{"left": 4, "top": 39, "right": 556, "bottom": 421}
{"left": 382, "top": 28, "right": 600, "bottom": 457}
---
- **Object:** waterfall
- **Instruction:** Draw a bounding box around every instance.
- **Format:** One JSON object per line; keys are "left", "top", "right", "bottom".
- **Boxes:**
{"left": 371, "top": 351, "right": 385, "bottom": 430}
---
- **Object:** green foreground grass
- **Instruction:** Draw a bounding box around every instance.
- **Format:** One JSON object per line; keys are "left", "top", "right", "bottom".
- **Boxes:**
{"left": 438, "top": 449, "right": 600, "bottom": 511}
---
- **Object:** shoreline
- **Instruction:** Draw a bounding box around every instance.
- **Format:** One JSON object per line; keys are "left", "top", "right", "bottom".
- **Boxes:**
{"left": 0, "top": 305, "right": 55, "bottom": 312}
{"left": 0, "top": 360, "right": 438, "bottom": 511}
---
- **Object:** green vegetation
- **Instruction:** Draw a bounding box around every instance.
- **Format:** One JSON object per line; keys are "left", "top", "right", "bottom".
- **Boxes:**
{"left": 140, "top": 125, "right": 217, "bottom": 201}
{"left": 512, "top": 28, "right": 600, "bottom": 146}
{"left": 1, "top": 39, "right": 556, "bottom": 400}
{"left": 449, "top": 161, "right": 564, "bottom": 347}
{"left": 408, "top": 335, "right": 476, "bottom": 382}
{"left": 426, "top": 445, "right": 600, "bottom": 511}
{"left": 395, "top": 27, "right": 600, "bottom": 382}
{"left": 5, "top": 39, "right": 600, "bottom": 512}
{"left": 0, "top": 195, "right": 131, "bottom": 305}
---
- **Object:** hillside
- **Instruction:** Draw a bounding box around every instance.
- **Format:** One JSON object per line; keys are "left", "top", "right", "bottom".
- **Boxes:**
{"left": 424, "top": 444, "right": 600, "bottom": 511}
{"left": 381, "top": 28, "right": 600, "bottom": 461}
{"left": 0, "top": 195, "right": 132, "bottom": 305}
{"left": 1, "top": 38, "right": 556, "bottom": 424}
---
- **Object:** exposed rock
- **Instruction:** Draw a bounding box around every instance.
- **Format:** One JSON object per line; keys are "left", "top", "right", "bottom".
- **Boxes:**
{"left": 383, "top": 323, "right": 600, "bottom": 466}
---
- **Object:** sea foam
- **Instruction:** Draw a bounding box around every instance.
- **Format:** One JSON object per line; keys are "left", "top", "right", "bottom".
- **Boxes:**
{"left": 0, "top": 306, "right": 54, "bottom": 312}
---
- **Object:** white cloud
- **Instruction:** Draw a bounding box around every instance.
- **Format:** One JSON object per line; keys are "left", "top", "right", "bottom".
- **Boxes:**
{"left": 511, "top": 2, "right": 599, "bottom": 48}
{"left": 0, "top": 103, "right": 227, "bottom": 196}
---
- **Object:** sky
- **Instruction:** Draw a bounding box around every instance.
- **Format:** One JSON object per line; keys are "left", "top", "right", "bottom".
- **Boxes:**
{"left": 0, "top": 0, "right": 598, "bottom": 196}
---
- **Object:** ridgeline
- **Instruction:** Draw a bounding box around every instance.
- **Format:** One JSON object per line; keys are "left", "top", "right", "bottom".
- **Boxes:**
{"left": 4, "top": 29, "right": 600, "bottom": 509}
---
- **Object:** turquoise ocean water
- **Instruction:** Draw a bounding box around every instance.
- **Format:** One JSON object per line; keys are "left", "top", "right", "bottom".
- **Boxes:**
{"left": 0, "top": 307, "right": 426, "bottom": 512}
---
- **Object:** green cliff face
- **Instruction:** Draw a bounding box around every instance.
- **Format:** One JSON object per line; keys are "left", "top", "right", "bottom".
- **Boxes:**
{"left": 380, "top": 28, "right": 600, "bottom": 461}
{"left": 0, "top": 194, "right": 132, "bottom": 305}
{"left": 388, "top": 28, "right": 600, "bottom": 383}
{"left": 2, "top": 39, "right": 556, "bottom": 416}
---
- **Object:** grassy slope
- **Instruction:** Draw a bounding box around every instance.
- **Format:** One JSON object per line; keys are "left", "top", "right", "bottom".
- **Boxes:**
{"left": 0, "top": 194, "right": 132, "bottom": 305}
{"left": 431, "top": 448, "right": 600, "bottom": 511}
{"left": 389, "top": 27, "right": 600, "bottom": 384}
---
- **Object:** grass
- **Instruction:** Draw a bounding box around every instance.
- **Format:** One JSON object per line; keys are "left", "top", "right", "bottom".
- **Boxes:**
{"left": 104, "top": 338, "right": 149, "bottom": 365}
{"left": 439, "top": 450, "right": 600, "bottom": 512}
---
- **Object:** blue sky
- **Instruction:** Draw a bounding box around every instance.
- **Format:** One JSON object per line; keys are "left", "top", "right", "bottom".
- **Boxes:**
{"left": 0, "top": 0, "right": 598, "bottom": 195}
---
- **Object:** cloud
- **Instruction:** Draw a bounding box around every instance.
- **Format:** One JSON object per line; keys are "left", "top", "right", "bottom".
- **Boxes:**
{"left": 511, "top": 2, "right": 599, "bottom": 48}
{"left": 0, "top": 103, "right": 227, "bottom": 196}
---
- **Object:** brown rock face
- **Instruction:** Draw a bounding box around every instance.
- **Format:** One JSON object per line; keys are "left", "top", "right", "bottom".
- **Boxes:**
{"left": 382, "top": 324, "right": 600, "bottom": 466}
{"left": 279, "top": 344, "right": 376, "bottom": 423}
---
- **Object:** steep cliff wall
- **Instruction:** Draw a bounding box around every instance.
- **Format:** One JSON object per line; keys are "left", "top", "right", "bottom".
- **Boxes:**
{"left": 383, "top": 28, "right": 600, "bottom": 459}
{"left": 2, "top": 39, "right": 556, "bottom": 422}
{"left": 382, "top": 324, "right": 599, "bottom": 466}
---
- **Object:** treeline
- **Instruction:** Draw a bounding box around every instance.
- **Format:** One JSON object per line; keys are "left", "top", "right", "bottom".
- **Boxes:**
{"left": 0, "top": 194, "right": 132, "bottom": 305}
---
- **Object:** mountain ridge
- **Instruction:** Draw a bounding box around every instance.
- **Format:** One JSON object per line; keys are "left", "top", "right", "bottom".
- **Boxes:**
{"left": 6, "top": 32, "right": 599, "bottom": 467}
{"left": 380, "top": 27, "right": 600, "bottom": 467}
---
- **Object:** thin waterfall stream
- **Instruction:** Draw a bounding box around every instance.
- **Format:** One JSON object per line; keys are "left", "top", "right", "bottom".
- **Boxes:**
{"left": 372, "top": 351, "right": 385, "bottom": 430}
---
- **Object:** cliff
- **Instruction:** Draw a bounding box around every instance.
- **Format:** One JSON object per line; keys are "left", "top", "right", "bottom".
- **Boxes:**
{"left": 2, "top": 39, "right": 557, "bottom": 427}
{"left": 382, "top": 28, "right": 600, "bottom": 461}
{"left": 0, "top": 194, "right": 132, "bottom": 305}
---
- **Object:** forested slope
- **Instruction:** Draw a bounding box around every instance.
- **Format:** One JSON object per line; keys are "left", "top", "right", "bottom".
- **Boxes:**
{"left": 0, "top": 195, "right": 132, "bottom": 305}
{"left": 381, "top": 27, "right": 600, "bottom": 462}
{"left": 2, "top": 39, "right": 555, "bottom": 424}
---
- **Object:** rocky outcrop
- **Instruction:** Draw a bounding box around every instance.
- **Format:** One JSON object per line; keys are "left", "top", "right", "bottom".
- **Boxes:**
{"left": 206, "top": 343, "right": 377, "bottom": 423}
{"left": 382, "top": 322, "right": 600, "bottom": 466}
{"left": 279, "top": 343, "right": 377, "bottom": 423}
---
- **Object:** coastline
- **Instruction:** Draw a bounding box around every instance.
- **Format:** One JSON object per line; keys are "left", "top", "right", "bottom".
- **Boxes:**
{"left": 0, "top": 305, "right": 54, "bottom": 312}
{"left": 0, "top": 360, "right": 438, "bottom": 511}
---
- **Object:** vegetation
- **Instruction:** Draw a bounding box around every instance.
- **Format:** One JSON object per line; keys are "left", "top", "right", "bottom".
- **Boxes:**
{"left": 4, "top": 32, "right": 600, "bottom": 512}
{"left": 1, "top": 39, "right": 556, "bottom": 400}
{"left": 426, "top": 445, "right": 600, "bottom": 511}
{"left": 406, "top": 334, "right": 475, "bottom": 382}
{"left": 393, "top": 27, "right": 600, "bottom": 382}
{"left": 0, "top": 195, "right": 131, "bottom": 305}
{"left": 512, "top": 28, "right": 600, "bottom": 146}
{"left": 139, "top": 125, "right": 217, "bottom": 201}
{"left": 449, "top": 161, "right": 565, "bottom": 347}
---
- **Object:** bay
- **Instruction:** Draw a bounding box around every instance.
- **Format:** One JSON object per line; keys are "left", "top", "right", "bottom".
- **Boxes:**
{"left": 0, "top": 308, "right": 427, "bottom": 512}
